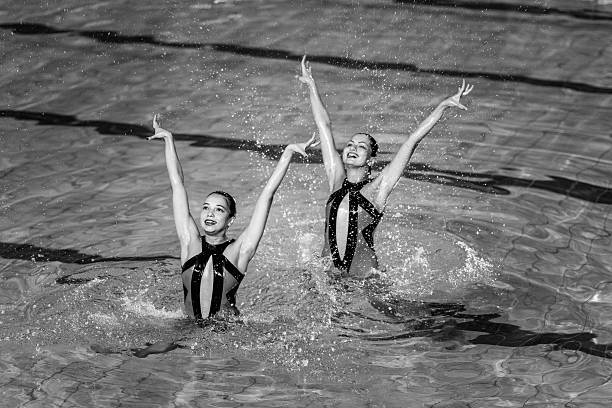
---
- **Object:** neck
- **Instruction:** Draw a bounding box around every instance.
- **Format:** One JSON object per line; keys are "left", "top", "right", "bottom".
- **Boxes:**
{"left": 345, "top": 166, "right": 370, "bottom": 183}
{"left": 203, "top": 232, "right": 228, "bottom": 245}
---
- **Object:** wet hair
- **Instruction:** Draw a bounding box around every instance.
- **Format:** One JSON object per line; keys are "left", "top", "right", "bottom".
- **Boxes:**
{"left": 354, "top": 132, "right": 378, "bottom": 157}
{"left": 207, "top": 191, "right": 237, "bottom": 217}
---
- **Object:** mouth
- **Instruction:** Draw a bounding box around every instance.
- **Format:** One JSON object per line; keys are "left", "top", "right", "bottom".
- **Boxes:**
{"left": 204, "top": 219, "right": 217, "bottom": 226}
{"left": 347, "top": 152, "right": 358, "bottom": 159}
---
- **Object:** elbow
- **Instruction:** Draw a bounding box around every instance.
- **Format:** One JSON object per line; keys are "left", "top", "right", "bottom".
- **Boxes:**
{"left": 169, "top": 177, "right": 185, "bottom": 190}
{"left": 253, "top": 193, "right": 275, "bottom": 216}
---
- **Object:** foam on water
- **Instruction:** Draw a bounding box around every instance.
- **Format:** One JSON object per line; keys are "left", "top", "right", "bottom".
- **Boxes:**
{"left": 380, "top": 239, "right": 495, "bottom": 300}
{"left": 120, "top": 294, "right": 185, "bottom": 319}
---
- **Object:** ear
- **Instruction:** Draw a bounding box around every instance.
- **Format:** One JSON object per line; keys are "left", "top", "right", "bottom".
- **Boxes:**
{"left": 367, "top": 157, "right": 376, "bottom": 167}
{"left": 227, "top": 216, "right": 235, "bottom": 227}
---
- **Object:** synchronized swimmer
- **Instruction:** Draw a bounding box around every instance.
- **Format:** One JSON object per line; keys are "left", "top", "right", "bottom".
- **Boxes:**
{"left": 149, "top": 114, "right": 318, "bottom": 319}
{"left": 297, "top": 56, "right": 473, "bottom": 279}
{"left": 151, "top": 59, "right": 472, "bottom": 319}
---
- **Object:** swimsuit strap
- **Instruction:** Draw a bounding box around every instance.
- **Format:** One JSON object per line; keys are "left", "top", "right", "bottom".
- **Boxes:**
{"left": 202, "top": 238, "right": 239, "bottom": 316}
{"left": 224, "top": 261, "right": 244, "bottom": 307}
{"left": 182, "top": 238, "right": 243, "bottom": 318}
{"left": 327, "top": 178, "right": 383, "bottom": 272}
{"left": 352, "top": 191, "right": 383, "bottom": 248}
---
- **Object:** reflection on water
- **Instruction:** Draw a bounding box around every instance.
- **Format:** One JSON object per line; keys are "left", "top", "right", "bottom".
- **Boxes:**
{"left": 2, "top": 0, "right": 612, "bottom": 406}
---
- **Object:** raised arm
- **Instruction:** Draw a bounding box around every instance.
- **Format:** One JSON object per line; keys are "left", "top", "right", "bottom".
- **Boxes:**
{"left": 373, "top": 81, "right": 474, "bottom": 208}
{"left": 234, "top": 134, "right": 319, "bottom": 268}
{"left": 148, "top": 114, "right": 200, "bottom": 263}
{"left": 298, "top": 56, "right": 345, "bottom": 192}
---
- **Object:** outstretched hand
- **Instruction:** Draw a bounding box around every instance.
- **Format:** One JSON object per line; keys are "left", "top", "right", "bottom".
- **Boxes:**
{"left": 147, "top": 114, "right": 172, "bottom": 140}
{"left": 297, "top": 55, "right": 315, "bottom": 87}
{"left": 287, "top": 132, "right": 320, "bottom": 157}
{"left": 442, "top": 80, "right": 474, "bottom": 110}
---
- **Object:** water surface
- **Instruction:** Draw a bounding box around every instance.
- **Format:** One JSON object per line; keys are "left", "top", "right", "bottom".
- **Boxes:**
{"left": 2, "top": 0, "right": 612, "bottom": 406}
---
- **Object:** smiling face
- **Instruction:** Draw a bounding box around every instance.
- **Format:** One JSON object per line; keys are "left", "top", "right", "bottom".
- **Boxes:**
{"left": 342, "top": 133, "right": 374, "bottom": 168}
{"left": 200, "top": 193, "right": 235, "bottom": 235}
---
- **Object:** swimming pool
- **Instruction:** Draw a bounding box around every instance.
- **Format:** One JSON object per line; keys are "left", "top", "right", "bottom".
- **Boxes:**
{"left": 1, "top": 0, "right": 612, "bottom": 406}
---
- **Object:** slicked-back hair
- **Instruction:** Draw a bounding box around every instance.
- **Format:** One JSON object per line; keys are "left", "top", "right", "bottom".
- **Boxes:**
{"left": 208, "top": 191, "right": 237, "bottom": 217}
{"left": 354, "top": 132, "right": 378, "bottom": 157}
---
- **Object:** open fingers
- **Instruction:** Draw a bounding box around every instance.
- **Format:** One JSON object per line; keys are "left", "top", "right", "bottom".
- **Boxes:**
{"left": 457, "top": 79, "right": 466, "bottom": 94}
{"left": 301, "top": 55, "right": 312, "bottom": 77}
{"left": 306, "top": 131, "right": 317, "bottom": 144}
{"left": 457, "top": 80, "right": 474, "bottom": 96}
{"left": 152, "top": 113, "right": 161, "bottom": 130}
{"left": 306, "top": 131, "right": 320, "bottom": 148}
{"left": 301, "top": 55, "right": 309, "bottom": 74}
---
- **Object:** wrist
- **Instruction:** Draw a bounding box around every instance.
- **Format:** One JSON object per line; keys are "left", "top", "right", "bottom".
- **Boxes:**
{"left": 436, "top": 102, "right": 449, "bottom": 111}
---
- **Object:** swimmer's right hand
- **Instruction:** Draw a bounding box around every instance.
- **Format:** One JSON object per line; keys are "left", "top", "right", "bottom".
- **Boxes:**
{"left": 147, "top": 113, "right": 173, "bottom": 140}
{"left": 441, "top": 80, "right": 474, "bottom": 110}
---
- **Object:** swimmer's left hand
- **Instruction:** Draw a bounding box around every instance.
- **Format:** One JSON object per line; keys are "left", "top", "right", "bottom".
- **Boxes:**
{"left": 147, "top": 113, "right": 173, "bottom": 141}
{"left": 288, "top": 131, "right": 320, "bottom": 157}
{"left": 297, "top": 55, "right": 315, "bottom": 87}
{"left": 443, "top": 80, "right": 474, "bottom": 110}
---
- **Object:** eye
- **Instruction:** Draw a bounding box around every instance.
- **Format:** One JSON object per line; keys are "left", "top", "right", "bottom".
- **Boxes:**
{"left": 215, "top": 207, "right": 225, "bottom": 213}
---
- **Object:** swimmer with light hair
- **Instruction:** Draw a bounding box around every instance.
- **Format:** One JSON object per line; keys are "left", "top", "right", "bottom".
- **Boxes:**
{"left": 298, "top": 56, "right": 473, "bottom": 278}
{"left": 149, "top": 114, "right": 318, "bottom": 319}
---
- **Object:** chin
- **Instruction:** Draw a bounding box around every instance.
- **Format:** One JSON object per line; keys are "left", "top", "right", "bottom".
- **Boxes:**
{"left": 202, "top": 225, "right": 224, "bottom": 234}
{"left": 345, "top": 159, "right": 365, "bottom": 168}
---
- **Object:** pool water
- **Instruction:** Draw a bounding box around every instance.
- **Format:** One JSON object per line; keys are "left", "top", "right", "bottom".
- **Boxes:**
{"left": 1, "top": 0, "right": 612, "bottom": 406}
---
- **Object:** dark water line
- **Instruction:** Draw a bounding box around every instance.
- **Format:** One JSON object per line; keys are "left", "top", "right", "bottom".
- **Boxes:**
{"left": 2, "top": 109, "right": 611, "bottom": 204}
{"left": 0, "top": 109, "right": 289, "bottom": 158}
{"left": 207, "top": 44, "right": 612, "bottom": 95}
{"left": 0, "top": 241, "right": 177, "bottom": 265}
{"left": 364, "top": 301, "right": 612, "bottom": 359}
{"left": 1, "top": 22, "right": 611, "bottom": 95}
{"left": 400, "top": 163, "right": 612, "bottom": 205}
{"left": 395, "top": 0, "right": 612, "bottom": 22}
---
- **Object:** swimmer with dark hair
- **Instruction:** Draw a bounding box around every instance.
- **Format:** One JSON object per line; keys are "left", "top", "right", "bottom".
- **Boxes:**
{"left": 298, "top": 56, "right": 473, "bottom": 278}
{"left": 149, "top": 114, "right": 318, "bottom": 319}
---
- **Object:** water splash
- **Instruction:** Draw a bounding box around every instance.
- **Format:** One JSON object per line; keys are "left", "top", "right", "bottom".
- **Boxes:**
{"left": 380, "top": 239, "right": 495, "bottom": 300}
{"left": 120, "top": 294, "right": 184, "bottom": 319}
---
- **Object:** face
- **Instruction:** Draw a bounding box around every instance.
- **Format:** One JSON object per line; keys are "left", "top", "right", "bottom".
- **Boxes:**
{"left": 342, "top": 133, "right": 373, "bottom": 167}
{"left": 200, "top": 193, "right": 234, "bottom": 234}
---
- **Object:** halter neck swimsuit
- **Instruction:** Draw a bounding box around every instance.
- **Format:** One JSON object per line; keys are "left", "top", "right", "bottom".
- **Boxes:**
{"left": 324, "top": 178, "right": 383, "bottom": 277}
{"left": 181, "top": 238, "right": 244, "bottom": 319}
